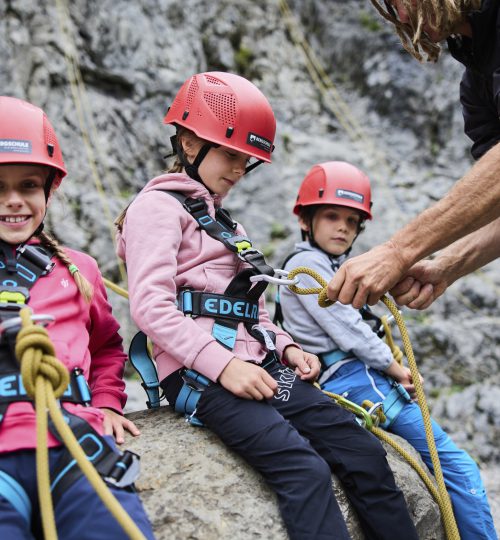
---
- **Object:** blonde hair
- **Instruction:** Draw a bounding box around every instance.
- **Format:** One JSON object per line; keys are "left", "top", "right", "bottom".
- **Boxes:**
{"left": 115, "top": 127, "right": 194, "bottom": 232}
{"left": 369, "top": 0, "right": 480, "bottom": 62}
{"left": 38, "top": 230, "right": 94, "bottom": 302}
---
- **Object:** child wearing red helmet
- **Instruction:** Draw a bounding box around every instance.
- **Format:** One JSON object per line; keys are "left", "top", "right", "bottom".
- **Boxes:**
{"left": 0, "top": 96, "right": 154, "bottom": 539}
{"left": 278, "top": 161, "right": 497, "bottom": 540}
{"left": 117, "top": 73, "right": 419, "bottom": 540}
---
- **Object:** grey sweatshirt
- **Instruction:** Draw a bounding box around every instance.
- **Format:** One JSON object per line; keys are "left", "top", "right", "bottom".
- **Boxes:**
{"left": 279, "top": 241, "right": 393, "bottom": 373}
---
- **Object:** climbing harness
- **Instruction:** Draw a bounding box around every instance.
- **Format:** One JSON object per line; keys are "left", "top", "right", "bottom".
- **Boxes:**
{"left": 286, "top": 265, "right": 461, "bottom": 540}
{"left": 0, "top": 244, "right": 144, "bottom": 539}
{"left": 128, "top": 190, "right": 297, "bottom": 425}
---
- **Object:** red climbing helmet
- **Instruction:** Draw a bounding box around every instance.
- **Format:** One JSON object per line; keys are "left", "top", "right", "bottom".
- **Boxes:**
{"left": 164, "top": 72, "right": 276, "bottom": 162}
{"left": 294, "top": 161, "right": 372, "bottom": 219}
{"left": 0, "top": 96, "right": 67, "bottom": 190}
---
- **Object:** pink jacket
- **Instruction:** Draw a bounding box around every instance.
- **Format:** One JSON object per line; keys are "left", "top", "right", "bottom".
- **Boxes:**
{"left": 0, "top": 244, "right": 127, "bottom": 453}
{"left": 116, "top": 173, "right": 296, "bottom": 383}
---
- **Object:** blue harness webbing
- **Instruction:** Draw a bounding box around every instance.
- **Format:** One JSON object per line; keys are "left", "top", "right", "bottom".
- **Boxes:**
{"left": 0, "top": 470, "right": 31, "bottom": 525}
{"left": 379, "top": 382, "right": 412, "bottom": 428}
{"left": 128, "top": 331, "right": 161, "bottom": 409}
{"left": 319, "top": 350, "right": 412, "bottom": 428}
{"left": 49, "top": 410, "right": 140, "bottom": 504}
{"left": 0, "top": 369, "right": 91, "bottom": 423}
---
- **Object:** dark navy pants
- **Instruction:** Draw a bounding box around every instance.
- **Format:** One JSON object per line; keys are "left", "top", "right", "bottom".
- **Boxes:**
{"left": 0, "top": 437, "right": 155, "bottom": 540}
{"left": 195, "top": 361, "right": 418, "bottom": 540}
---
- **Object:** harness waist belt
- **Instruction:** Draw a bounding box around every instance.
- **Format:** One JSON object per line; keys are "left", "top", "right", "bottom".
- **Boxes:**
{"left": 320, "top": 350, "right": 352, "bottom": 370}
{"left": 180, "top": 290, "right": 259, "bottom": 324}
{"left": 0, "top": 369, "right": 91, "bottom": 405}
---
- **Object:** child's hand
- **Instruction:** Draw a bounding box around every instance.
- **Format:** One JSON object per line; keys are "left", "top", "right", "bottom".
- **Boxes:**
{"left": 384, "top": 362, "right": 423, "bottom": 400}
{"left": 218, "top": 357, "right": 278, "bottom": 400}
{"left": 100, "top": 408, "right": 141, "bottom": 445}
{"left": 282, "top": 346, "right": 321, "bottom": 381}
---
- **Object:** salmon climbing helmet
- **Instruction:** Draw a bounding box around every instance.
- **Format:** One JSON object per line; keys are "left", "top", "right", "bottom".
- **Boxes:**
{"left": 0, "top": 96, "right": 67, "bottom": 196}
{"left": 164, "top": 72, "right": 276, "bottom": 180}
{"left": 294, "top": 161, "right": 372, "bottom": 219}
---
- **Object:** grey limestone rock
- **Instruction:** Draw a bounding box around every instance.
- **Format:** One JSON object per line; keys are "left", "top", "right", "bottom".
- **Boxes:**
{"left": 124, "top": 408, "right": 444, "bottom": 540}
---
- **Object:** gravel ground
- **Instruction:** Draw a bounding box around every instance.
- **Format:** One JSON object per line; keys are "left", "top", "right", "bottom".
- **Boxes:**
{"left": 125, "top": 378, "right": 500, "bottom": 534}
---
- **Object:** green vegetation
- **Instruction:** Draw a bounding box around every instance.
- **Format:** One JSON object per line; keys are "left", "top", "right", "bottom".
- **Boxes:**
{"left": 234, "top": 46, "right": 255, "bottom": 75}
{"left": 359, "top": 11, "right": 382, "bottom": 32}
{"left": 270, "top": 222, "right": 288, "bottom": 241}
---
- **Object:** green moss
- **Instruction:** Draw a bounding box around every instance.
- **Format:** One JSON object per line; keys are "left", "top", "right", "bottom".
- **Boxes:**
{"left": 270, "top": 222, "right": 288, "bottom": 241}
{"left": 359, "top": 11, "right": 382, "bottom": 32}
{"left": 234, "top": 46, "right": 255, "bottom": 75}
{"left": 261, "top": 244, "right": 275, "bottom": 259}
{"left": 282, "top": 133, "right": 292, "bottom": 152}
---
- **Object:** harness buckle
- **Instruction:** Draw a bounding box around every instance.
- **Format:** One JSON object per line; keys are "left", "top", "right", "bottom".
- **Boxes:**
{"left": 105, "top": 450, "right": 141, "bottom": 488}
{"left": 237, "top": 246, "right": 262, "bottom": 261}
{"left": 0, "top": 285, "right": 30, "bottom": 308}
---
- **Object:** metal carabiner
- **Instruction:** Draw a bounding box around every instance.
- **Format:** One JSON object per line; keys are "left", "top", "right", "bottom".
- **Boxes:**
{"left": 0, "top": 313, "right": 55, "bottom": 335}
{"left": 249, "top": 269, "right": 299, "bottom": 286}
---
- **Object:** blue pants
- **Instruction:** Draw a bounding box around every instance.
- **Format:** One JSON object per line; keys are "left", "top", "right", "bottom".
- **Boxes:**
{"left": 195, "top": 360, "right": 418, "bottom": 540}
{"left": 0, "top": 437, "right": 155, "bottom": 540}
{"left": 323, "top": 360, "right": 498, "bottom": 540}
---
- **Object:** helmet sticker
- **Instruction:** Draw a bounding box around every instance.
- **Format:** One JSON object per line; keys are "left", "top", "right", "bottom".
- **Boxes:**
{"left": 0, "top": 139, "right": 32, "bottom": 154}
{"left": 247, "top": 132, "right": 272, "bottom": 153}
{"left": 336, "top": 188, "right": 364, "bottom": 203}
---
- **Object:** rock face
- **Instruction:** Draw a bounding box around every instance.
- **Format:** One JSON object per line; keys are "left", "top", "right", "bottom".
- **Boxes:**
{"left": 125, "top": 408, "right": 444, "bottom": 540}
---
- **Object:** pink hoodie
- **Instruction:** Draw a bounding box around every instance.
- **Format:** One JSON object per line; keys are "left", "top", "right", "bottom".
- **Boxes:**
{"left": 116, "top": 173, "right": 296, "bottom": 383}
{"left": 0, "top": 245, "right": 127, "bottom": 453}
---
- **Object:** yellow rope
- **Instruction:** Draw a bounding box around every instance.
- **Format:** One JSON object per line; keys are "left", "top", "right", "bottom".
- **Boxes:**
{"left": 381, "top": 315, "right": 404, "bottom": 365}
{"left": 287, "top": 266, "right": 460, "bottom": 540}
{"left": 53, "top": 0, "right": 127, "bottom": 283}
{"left": 16, "top": 308, "right": 146, "bottom": 540}
{"left": 103, "top": 277, "right": 129, "bottom": 299}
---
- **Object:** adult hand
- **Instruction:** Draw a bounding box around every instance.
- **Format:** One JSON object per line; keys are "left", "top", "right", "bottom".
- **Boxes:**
{"left": 100, "top": 408, "right": 141, "bottom": 444}
{"left": 282, "top": 346, "right": 321, "bottom": 381}
{"left": 327, "top": 241, "right": 409, "bottom": 309}
{"left": 390, "top": 259, "right": 448, "bottom": 309}
{"left": 218, "top": 357, "right": 278, "bottom": 400}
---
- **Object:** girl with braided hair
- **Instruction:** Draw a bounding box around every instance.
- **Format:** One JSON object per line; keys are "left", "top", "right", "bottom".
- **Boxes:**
{"left": 0, "top": 96, "right": 154, "bottom": 539}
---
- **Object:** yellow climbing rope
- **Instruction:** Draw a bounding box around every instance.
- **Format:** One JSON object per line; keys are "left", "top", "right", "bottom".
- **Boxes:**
{"left": 15, "top": 308, "right": 146, "bottom": 540}
{"left": 287, "top": 266, "right": 460, "bottom": 540}
{"left": 103, "top": 277, "right": 129, "bottom": 300}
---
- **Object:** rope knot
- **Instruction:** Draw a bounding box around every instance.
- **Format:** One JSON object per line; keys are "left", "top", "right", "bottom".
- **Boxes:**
{"left": 15, "top": 309, "right": 69, "bottom": 399}
{"left": 287, "top": 266, "right": 334, "bottom": 307}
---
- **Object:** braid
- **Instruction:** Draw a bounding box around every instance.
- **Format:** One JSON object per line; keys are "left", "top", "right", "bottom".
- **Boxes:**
{"left": 38, "top": 231, "right": 94, "bottom": 303}
{"left": 369, "top": 0, "right": 481, "bottom": 62}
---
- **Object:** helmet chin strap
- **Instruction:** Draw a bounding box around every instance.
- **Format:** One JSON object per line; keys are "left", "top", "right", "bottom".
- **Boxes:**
{"left": 172, "top": 135, "right": 216, "bottom": 187}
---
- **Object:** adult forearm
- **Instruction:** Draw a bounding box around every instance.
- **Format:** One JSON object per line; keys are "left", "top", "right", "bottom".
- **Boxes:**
{"left": 390, "top": 142, "right": 500, "bottom": 268}
{"left": 435, "top": 217, "right": 500, "bottom": 286}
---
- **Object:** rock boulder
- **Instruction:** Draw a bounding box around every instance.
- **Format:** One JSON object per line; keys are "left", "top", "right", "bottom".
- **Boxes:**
{"left": 124, "top": 408, "right": 444, "bottom": 539}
